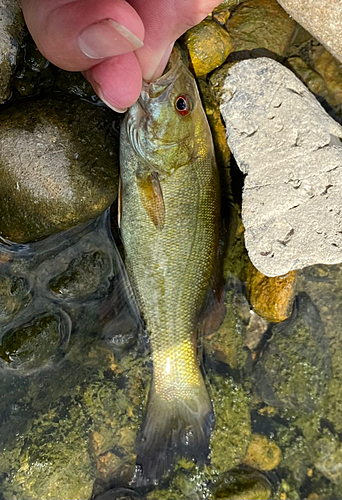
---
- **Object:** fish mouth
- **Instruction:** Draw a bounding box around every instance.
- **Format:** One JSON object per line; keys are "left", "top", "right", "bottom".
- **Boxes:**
{"left": 141, "top": 47, "right": 184, "bottom": 101}
{"left": 124, "top": 47, "right": 192, "bottom": 166}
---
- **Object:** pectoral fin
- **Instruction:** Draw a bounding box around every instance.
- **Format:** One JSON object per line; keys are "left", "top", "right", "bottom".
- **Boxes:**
{"left": 137, "top": 172, "right": 165, "bottom": 229}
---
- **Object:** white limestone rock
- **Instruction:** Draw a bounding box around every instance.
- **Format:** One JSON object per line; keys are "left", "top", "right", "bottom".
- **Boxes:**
{"left": 219, "top": 57, "right": 342, "bottom": 277}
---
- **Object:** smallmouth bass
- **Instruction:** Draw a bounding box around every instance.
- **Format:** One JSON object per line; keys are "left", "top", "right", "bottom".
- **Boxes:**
{"left": 120, "top": 48, "right": 220, "bottom": 481}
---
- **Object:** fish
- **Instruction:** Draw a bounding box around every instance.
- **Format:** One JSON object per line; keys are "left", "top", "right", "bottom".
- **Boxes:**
{"left": 119, "top": 47, "right": 220, "bottom": 481}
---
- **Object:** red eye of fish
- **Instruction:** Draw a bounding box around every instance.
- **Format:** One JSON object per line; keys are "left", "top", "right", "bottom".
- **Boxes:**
{"left": 175, "top": 95, "right": 190, "bottom": 116}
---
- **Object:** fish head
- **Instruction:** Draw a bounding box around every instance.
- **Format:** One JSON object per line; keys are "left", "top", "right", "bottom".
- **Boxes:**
{"left": 125, "top": 48, "right": 204, "bottom": 176}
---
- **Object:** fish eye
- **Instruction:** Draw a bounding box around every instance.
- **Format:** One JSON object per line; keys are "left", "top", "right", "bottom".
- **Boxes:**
{"left": 175, "top": 95, "right": 191, "bottom": 116}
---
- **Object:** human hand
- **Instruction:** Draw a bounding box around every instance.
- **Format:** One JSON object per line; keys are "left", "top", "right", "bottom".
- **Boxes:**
{"left": 20, "top": 0, "right": 222, "bottom": 112}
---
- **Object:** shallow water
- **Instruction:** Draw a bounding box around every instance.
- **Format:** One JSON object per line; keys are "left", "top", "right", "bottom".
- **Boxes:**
{"left": 0, "top": 205, "right": 341, "bottom": 500}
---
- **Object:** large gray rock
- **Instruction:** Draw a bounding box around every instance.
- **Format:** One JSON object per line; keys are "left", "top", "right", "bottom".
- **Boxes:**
{"left": 0, "top": 0, "right": 25, "bottom": 102}
{"left": 277, "top": 0, "right": 342, "bottom": 65}
{"left": 218, "top": 57, "right": 342, "bottom": 277}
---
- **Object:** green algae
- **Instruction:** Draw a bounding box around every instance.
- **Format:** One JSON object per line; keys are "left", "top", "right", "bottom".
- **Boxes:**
{"left": 204, "top": 289, "right": 248, "bottom": 370}
{"left": 209, "top": 374, "right": 251, "bottom": 474}
{"left": 253, "top": 293, "right": 332, "bottom": 413}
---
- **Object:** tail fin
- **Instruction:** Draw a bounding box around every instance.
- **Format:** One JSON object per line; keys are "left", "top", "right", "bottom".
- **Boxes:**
{"left": 135, "top": 380, "right": 214, "bottom": 484}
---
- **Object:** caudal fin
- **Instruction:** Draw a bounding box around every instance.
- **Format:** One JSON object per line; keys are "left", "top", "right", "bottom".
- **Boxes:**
{"left": 135, "top": 380, "right": 214, "bottom": 484}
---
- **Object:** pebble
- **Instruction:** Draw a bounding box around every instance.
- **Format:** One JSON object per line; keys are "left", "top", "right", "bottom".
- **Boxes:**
{"left": 243, "top": 433, "right": 282, "bottom": 470}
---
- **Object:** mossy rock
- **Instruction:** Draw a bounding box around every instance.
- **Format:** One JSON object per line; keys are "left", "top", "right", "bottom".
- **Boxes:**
{"left": 0, "top": 96, "right": 119, "bottom": 242}
{"left": 252, "top": 293, "right": 332, "bottom": 413}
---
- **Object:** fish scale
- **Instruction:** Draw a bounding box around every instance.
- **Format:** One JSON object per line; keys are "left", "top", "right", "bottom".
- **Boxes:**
{"left": 120, "top": 48, "right": 220, "bottom": 482}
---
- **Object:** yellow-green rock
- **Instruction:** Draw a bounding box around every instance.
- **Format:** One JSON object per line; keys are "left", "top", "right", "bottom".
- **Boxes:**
{"left": 212, "top": 468, "right": 272, "bottom": 499}
{"left": 225, "top": 0, "right": 295, "bottom": 56}
{"left": 246, "top": 261, "right": 297, "bottom": 322}
{"left": 243, "top": 434, "right": 282, "bottom": 470}
{"left": 0, "top": 96, "right": 119, "bottom": 243}
{"left": 184, "top": 20, "right": 232, "bottom": 77}
{"left": 198, "top": 79, "right": 231, "bottom": 171}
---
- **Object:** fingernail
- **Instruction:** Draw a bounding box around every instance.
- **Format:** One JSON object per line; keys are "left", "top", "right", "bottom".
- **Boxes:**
{"left": 78, "top": 19, "right": 144, "bottom": 59}
{"left": 148, "top": 43, "right": 174, "bottom": 82}
{"left": 95, "top": 83, "right": 128, "bottom": 113}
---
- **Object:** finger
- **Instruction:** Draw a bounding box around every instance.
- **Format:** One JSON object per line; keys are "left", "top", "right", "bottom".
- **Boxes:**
{"left": 131, "top": 0, "right": 223, "bottom": 81}
{"left": 85, "top": 51, "right": 142, "bottom": 112}
{"left": 21, "top": 0, "right": 145, "bottom": 71}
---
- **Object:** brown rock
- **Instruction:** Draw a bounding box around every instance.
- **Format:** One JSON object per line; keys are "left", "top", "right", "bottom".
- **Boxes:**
{"left": 245, "top": 311, "right": 269, "bottom": 351}
{"left": 278, "top": 0, "right": 342, "bottom": 64}
{"left": 243, "top": 433, "right": 282, "bottom": 470}
{"left": 225, "top": 0, "right": 295, "bottom": 56}
{"left": 286, "top": 35, "right": 342, "bottom": 113}
{"left": 96, "top": 451, "right": 122, "bottom": 480}
{"left": 246, "top": 261, "right": 297, "bottom": 322}
{"left": 184, "top": 20, "right": 232, "bottom": 77}
{"left": 0, "top": 0, "right": 25, "bottom": 103}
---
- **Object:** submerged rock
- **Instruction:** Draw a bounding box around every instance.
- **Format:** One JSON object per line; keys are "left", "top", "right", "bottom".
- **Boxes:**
{"left": 210, "top": 374, "right": 251, "bottom": 473}
{"left": 48, "top": 250, "right": 112, "bottom": 299}
{"left": 0, "top": 96, "right": 119, "bottom": 243}
{"left": 246, "top": 262, "right": 297, "bottom": 322}
{"left": 0, "top": 275, "right": 32, "bottom": 324}
{"left": 0, "top": 336, "right": 146, "bottom": 500}
{"left": 313, "top": 430, "right": 342, "bottom": 486}
{"left": 253, "top": 292, "right": 332, "bottom": 413}
{"left": 211, "top": 468, "right": 272, "bottom": 500}
{"left": 218, "top": 57, "right": 342, "bottom": 276}
{"left": 203, "top": 289, "right": 247, "bottom": 370}
{"left": 278, "top": 0, "right": 342, "bottom": 65}
{"left": 0, "top": 309, "right": 71, "bottom": 373}
{"left": 243, "top": 433, "right": 282, "bottom": 471}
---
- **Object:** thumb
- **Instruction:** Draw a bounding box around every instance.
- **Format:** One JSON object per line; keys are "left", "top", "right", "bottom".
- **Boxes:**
{"left": 21, "top": 0, "right": 145, "bottom": 72}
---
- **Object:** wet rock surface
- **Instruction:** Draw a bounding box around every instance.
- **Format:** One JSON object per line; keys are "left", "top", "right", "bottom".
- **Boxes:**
{"left": 183, "top": 20, "right": 232, "bottom": 77}
{"left": 246, "top": 263, "right": 297, "bottom": 322}
{"left": 211, "top": 468, "right": 272, "bottom": 500}
{"left": 225, "top": 0, "right": 295, "bottom": 56}
{"left": 253, "top": 292, "right": 332, "bottom": 413}
{"left": 0, "top": 211, "right": 144, "bottom": 499}
{"left": 218, "top": 57, "right": 342, "bottom": 276}
{"left": 0, "top": 96, "right": 119, "bottom": 243}
{"left": 0, "top": 0, "right": 25, "bottom": 102}
{"left": 243, "top": 433, "right": 282, "bottom": 471}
